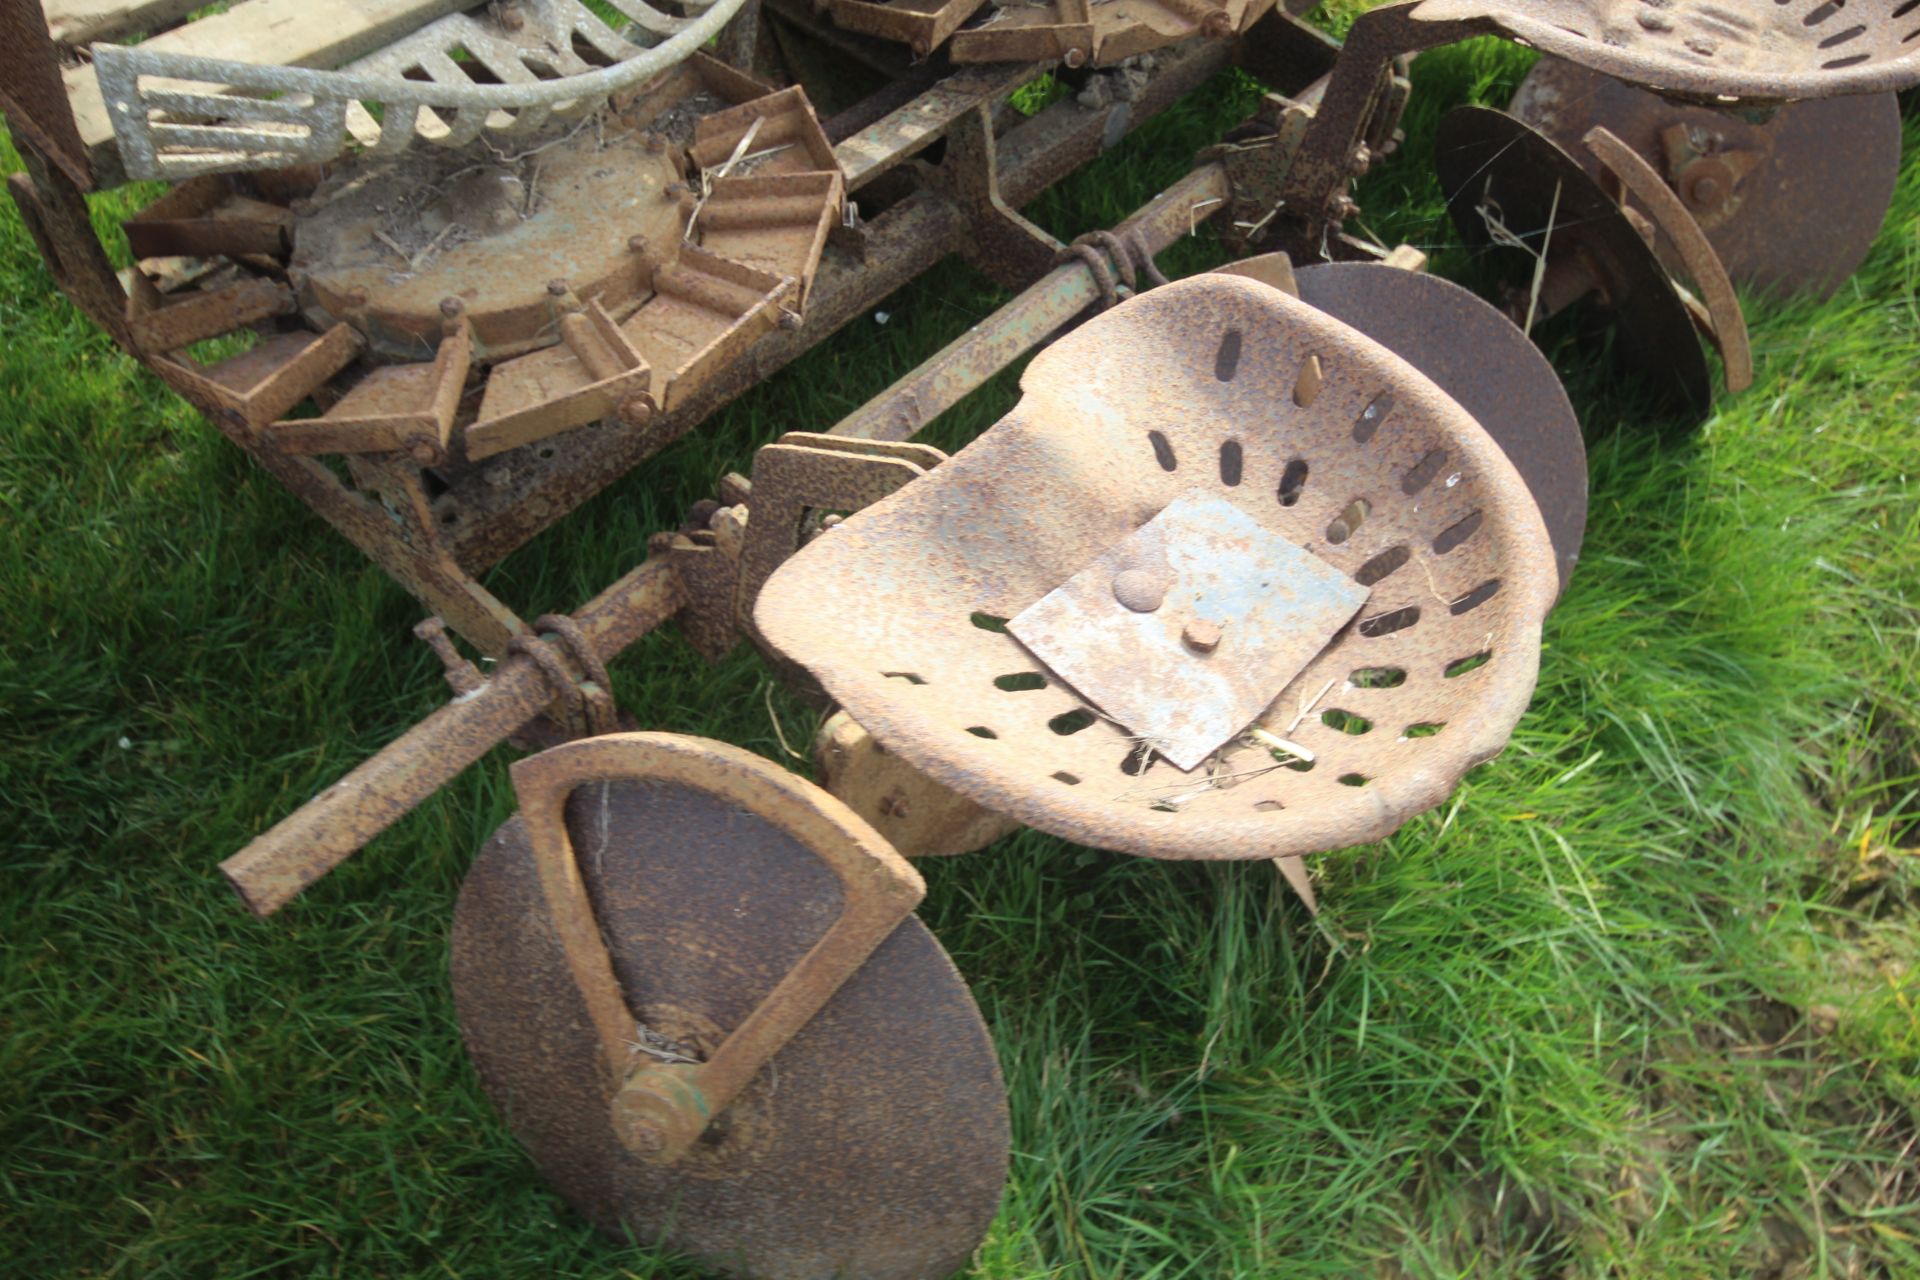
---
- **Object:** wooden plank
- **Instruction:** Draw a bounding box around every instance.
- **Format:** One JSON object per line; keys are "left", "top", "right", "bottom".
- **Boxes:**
{"left": 64, "top": 0, "right": 478, "bottom": 184}
{"left": 44, "top": 0, "right": 204, "bottom": 47}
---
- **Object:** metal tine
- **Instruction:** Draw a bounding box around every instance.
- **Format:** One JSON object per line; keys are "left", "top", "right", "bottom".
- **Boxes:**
{"left": 457, "top": 22, "right": 553, "bottom": 133}
{"left": 506, "top": 104, "right": 556, "bottom": 135}
{"left": 419, "top": 53, "right": 497, "bottom": 147}
{"left": 152, "top": 122, "right": 310, "bottom": 147}
{"left": 154, "top": 148, "right": 310, "bottom": 179}
{"left": 572, "top": 6, "right": 643, "bottom": 60}
{"left": 368, "top": 101, "right": 424, "bottom": 157}
{"left": 143, "top": 90, "right": 314, "bottom": 123}
{"left": 610, "top": 0, "right": 697, "bottom": 37}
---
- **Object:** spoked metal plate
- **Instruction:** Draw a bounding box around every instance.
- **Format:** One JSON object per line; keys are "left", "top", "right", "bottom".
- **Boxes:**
{"left": 452, "top": 754, "right": 1008, "bottom": 1280}
{"left": 1435, "top": 105, "right": 1712, "bottom": 418}
{"left": 1510, "top": 57, "right": 1903, "bottom": 300}
{"left": 1296, "top": 262, "right": 1587, "bottom": 598}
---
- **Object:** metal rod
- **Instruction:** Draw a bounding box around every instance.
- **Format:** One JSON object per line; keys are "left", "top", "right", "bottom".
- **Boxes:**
{"left": 217, "top": 162, "right": 1236, "bottom": 918}
{"left": 831, "top": 161, "right": 1233, "bottom": 442}
{"left": 220, "top": 560, "right": 685, "bottom": 916}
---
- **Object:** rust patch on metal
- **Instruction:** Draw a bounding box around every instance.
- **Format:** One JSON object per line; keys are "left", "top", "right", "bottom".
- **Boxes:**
{"left": 289, "top": 124, "right": 687, "bottom": 364}
{"left": 220, "top": 558, "right": 686, "bottom": 916}
{"left": 756, "top": 275, "right": 1559, "bottom": 861}
{"left": 816, "top": 710, "right": 1024, "bottom": 856}
{"left": 829, "top": 0, "right": 992, "bottom": 60}
{"left": 0, "top": 0, "right": 94, "bottom": 190}
{"left": 950, "top": 0, "right": 1260, "bottom": 67}
{"left": 1582, "top": 122, "right": 1751, "bottom": 394}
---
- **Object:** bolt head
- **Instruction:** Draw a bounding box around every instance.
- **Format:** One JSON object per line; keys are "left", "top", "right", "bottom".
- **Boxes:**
{"left": 614, "top": 1112, "right": 666, "bottom": 1159}
{"left": 615, "top": 394, "right": 653, "bottom": 429}
{"left": 1182, "top": 618, "right": 1223, "bottom": 653}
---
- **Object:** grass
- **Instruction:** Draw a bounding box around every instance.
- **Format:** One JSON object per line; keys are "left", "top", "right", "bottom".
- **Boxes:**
{"left": 4, "top": 31, "right": 1919, "bottom": 1280}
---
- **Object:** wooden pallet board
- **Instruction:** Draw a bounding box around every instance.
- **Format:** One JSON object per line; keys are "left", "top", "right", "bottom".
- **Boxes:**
{"left": 44, "top": 0, "right": 204, "bottom": 47}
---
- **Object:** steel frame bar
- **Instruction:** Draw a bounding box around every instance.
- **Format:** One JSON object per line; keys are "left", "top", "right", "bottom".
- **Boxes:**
{"left": 7, "top": 9, "right": 1335, "bottom": 660}
{"left": 220, "top": 164, "right": 1237, "bottom": 917}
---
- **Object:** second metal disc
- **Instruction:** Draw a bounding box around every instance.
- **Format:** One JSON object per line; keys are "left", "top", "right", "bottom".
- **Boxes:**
{"left": 1512, "top": 56, "right": 1903, "bottom": 300}
{"left": 1435, "top": 104, "right": 1713, "bottom": 419}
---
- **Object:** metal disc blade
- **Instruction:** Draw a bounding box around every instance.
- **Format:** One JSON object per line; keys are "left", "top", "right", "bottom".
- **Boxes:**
{"left": 1512, "top": 57, "right": 1902, "bottom": 300}
{"left": 1297, "top": 262, "right": 1588, "bottom": 599}
{"left": 1435, "top": 105, "right": 1712, "bottom": 419}
{"left": 452, "top": 770, "right": 1009, "bottom": 1280}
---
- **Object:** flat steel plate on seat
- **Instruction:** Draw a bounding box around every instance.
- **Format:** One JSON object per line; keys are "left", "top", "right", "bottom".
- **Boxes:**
{"left": 1010, "top": 492, "right": 1372, "bottom": 771}
{"left": 755, "top": 276, "right": 1558, "bottom": 862}
{"left": 1435, "top": 105, "right": 1713, "bottom": 417}
{"left": 1412, "top": 0, "right": 1920, "bottom": 104}
{"left": 451, "top": 738, "right": 1008, "bottom": 1280}
{"left": 1296, "top": 262, "right": 1588, "bottom": 596}
{"left": 1510, "top": 56, "right": 1904, "bottom": 299}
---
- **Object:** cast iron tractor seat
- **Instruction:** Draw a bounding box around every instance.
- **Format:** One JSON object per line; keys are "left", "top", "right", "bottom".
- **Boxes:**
{"left": 756, "top": 275, "right": 1559, "bottom": 862}
{"left": 1411, "top": 0, "right": 1920, "bottom": 104}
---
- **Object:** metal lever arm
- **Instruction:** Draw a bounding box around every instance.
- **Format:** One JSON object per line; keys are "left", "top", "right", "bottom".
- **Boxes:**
{"left": 1584, "top": 125, "right": 1754, "bottom": 394}
{"left": 507, "top": 733, "right": 925, "bottom": 1164}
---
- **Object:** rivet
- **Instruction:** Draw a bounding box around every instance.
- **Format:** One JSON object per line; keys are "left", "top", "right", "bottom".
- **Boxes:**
{"left": 1112, "top": 568, "right": 1168, "bottom": 613}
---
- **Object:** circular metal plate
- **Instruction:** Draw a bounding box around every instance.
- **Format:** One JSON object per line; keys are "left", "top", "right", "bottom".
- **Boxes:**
{"left": 1435, "top": 105, "right": 1712, "bottom": 418}
{"left": 452, "top": 770, "right": 1008, "bottom": 1280}
{"left": 1297, "top": 262, "right": 1587, "bottom": 598}
{"left": 292, "top": 125, "right": 685, "bottom": 363}
{"left": 1512, "top": 57, "right": 1902, "bottom": 300}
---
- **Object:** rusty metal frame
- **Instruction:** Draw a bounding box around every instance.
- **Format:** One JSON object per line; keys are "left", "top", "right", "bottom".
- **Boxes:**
{"left": 4, "top": 10, "right": 1330, "bottom": 664}
{"left": 508, "top": 733, "right": 925, "bottom": 1163}
{"left": 219, "top": 158, "right": 1240, "bottom": 916}
{"left": 1266, "top": 1, "right": 1487, "bottom": 262}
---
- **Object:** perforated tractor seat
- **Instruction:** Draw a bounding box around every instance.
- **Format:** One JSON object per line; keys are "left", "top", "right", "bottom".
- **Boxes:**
{"left": 756, "top": 275, "right": 1559, "bottom": 861}
{"left": 1412, "top": 0, "right": 1920, "bottom": 104}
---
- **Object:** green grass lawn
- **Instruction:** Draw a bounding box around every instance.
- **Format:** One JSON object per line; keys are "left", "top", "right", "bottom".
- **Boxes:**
{"left": 4, "top": 32, "right": 1918, "bottom": 1280}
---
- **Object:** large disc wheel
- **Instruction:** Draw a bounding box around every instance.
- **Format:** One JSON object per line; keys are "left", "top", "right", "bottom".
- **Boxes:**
{"left": 451, "top": 735, "right": 1008, "bottom": 1280}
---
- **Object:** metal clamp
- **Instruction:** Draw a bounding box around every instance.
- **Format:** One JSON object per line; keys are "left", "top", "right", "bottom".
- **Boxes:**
{"left": 508, "top": 733, "right": 925, "bottom": 1163}
{"left": 507, "top": 614, "right": 622, "bottom": 738}
{"left": 1053, "top": 228, "right": 1172, "bottom": 309}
